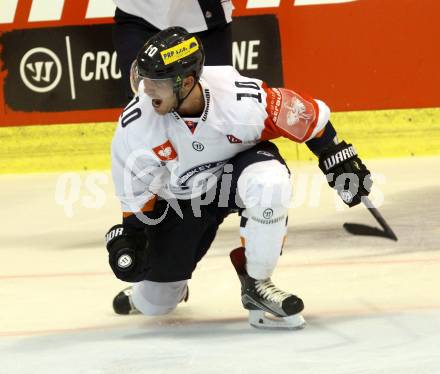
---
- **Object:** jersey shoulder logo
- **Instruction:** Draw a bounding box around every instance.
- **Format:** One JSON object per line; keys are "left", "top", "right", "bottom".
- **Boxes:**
{"left": 266, "top": 88, "right": 316, "bottom": 142}
{"left": 226, "top": 134, "right": 243, "bottom": 144}
{"left": 153, "top": 140, "right": 177, "bottom": 161}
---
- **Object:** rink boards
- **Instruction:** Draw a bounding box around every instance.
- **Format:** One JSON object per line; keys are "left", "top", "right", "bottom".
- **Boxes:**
{"left": 0, "top": 107, "right": 439, "bottom": 174}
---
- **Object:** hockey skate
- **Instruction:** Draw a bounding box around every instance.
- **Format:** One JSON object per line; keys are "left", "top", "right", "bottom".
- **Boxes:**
{"left": 230, "top": 247, "right": 306, "bottom": 330}
{"left": 113, "top": 287, "right": 140, "bottom": 315}
{"left": 113, "top": 285, "right": 190, "bottom": 315}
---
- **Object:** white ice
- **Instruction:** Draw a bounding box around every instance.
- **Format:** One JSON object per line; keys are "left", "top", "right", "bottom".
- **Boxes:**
{"left": 1, "top": 157, "right": 439, "bottom": 374}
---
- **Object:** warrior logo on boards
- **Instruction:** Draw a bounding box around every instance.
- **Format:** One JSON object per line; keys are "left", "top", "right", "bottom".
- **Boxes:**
{"left": 20, "top": 47, "right": 62, "bottom": 93}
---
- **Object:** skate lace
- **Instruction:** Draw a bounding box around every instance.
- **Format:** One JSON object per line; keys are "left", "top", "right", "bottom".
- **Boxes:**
{"left": 255, "top": 279, "right": 291, "bottom": 305}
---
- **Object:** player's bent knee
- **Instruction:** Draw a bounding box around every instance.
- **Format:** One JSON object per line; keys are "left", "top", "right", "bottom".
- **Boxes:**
{"left": 237, "top": 160, "right": 291, "bottom": 208}
{"left": 131, "top": 280, "right": 188, "bottom": 316}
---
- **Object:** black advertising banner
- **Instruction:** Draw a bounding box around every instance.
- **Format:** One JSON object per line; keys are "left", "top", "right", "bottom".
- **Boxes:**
{"left": 232, "top": 15, "right": 283, "bottom": 88}
{"left": 0, "top": 15, "right": 282, "bottom": 114}
{"left": 1, "top": 24, "right": 126, "bottom": 112}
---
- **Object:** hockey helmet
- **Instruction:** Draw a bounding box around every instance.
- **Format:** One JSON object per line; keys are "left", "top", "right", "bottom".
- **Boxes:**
{"left": 131, "top": 27, "right": 205, "bottom": 95}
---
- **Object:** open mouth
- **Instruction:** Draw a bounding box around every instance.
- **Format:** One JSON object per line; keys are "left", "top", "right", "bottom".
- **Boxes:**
{"left": 152, "top": 99, "right": 162, "bottom": 109}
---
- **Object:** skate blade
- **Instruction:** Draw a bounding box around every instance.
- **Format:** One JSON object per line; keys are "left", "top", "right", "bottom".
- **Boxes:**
{"left": 248, "top": 310, "right": 306, "bottom": 330}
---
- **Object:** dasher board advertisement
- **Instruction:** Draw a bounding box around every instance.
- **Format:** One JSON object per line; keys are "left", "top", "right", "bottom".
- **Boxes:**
{"left": 1, "top": 0, "right": 439, "bottom": 126}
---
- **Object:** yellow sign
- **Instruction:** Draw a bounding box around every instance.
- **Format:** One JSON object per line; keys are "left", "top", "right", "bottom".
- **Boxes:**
{"left": 161, "top": 37, "right": 199, "bottom": 65}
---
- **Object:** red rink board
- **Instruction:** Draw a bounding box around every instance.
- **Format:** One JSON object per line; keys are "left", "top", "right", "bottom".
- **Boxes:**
{"left": 1, "top": 0, "right": 439, "bottom": 126}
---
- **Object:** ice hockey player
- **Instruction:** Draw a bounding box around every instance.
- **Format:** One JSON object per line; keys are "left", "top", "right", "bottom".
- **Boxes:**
{"left": 105, "top": 27, "right": 372, "bottom": 329}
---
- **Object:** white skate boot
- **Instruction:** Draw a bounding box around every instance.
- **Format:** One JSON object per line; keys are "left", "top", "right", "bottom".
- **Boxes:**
{"left": 230, "top": 247, "right": 306, "bottom": 330}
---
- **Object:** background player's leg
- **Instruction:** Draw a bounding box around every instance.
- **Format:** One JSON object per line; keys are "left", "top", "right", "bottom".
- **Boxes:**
{"left": 112, "top": 8, "right": 159, "bottom": 100}
{"left": 196, "top": 23, "right": 232, "bottom": 66}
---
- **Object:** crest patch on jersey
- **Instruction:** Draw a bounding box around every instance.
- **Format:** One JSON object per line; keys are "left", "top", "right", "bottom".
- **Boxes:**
{"left": 267, "top": 88, "right": 316, "bottom": 142}
{"left": 226, "top": 134, "right": 243, "bottom": 144}
{"left": 153, "top": 140, "right": 177, "bottom": 161}
{"left": 161, "top": 37, "right": 199, "bottom": 65}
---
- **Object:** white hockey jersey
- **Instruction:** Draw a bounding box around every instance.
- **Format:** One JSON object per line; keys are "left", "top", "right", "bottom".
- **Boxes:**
{"left": 111, "top": 66, "right": 330, "bottom": 214}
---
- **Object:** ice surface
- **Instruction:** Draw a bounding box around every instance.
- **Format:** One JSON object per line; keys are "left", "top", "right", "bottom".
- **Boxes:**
{"left": 1, "top": 157, "right": 439, "bottom": 374}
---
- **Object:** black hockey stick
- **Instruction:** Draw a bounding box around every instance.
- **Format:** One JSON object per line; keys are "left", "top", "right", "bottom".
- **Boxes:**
{"left": 343, "top": 197, "right": 398, "bottom": 241}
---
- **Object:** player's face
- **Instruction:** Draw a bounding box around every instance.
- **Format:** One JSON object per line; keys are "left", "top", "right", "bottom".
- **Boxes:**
{"left": 142, "top": 78, "right": 176, "bottom": 115}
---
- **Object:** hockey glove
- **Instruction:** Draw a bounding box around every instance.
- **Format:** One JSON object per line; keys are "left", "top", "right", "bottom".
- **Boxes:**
{"left": 318, "top": 141, "right": 372, "bottom": 207}
{"left": 105, "top": 224, "right": 149, "bottom": 282}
